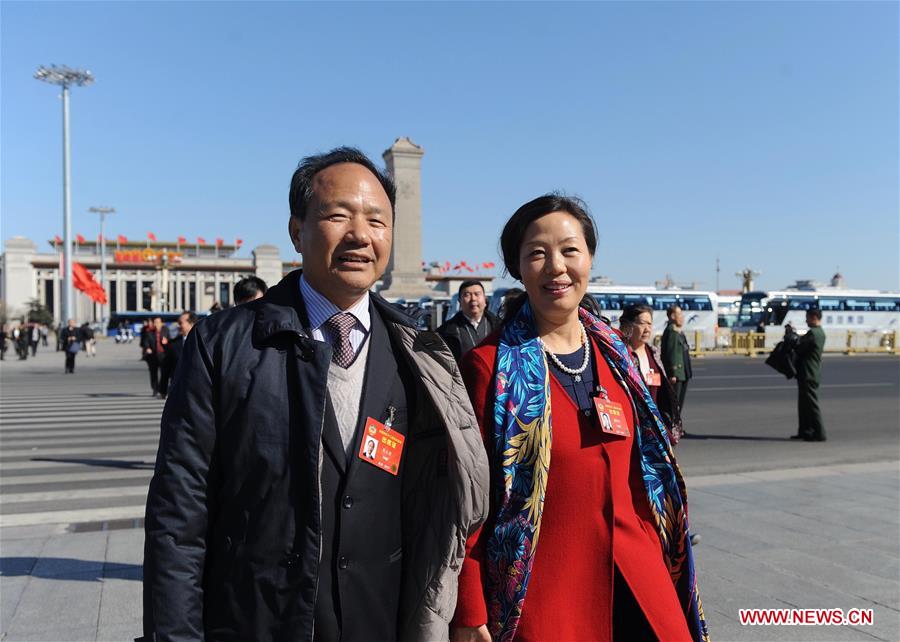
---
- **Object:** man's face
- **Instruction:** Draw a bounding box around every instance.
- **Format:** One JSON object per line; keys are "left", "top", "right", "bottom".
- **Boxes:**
{"left": 806, "top": 311, "right": 820, "bottom": 327}
{"left": 177, "top": 314, "right": 194, "bottom": 336}
{"left": 289, "top": 163, "right": 392, "bottom": 309}
{"left": 153, "top": 317, "right": 163, "bottom": 330}
{"left": 671, "top": 307, "right": 684, "bottom": 328}
{"left": 460, "top": 284, "right": 486, "bottom": 320}
{"left": 366, "top": 440, "right": 376, "bottom": 455}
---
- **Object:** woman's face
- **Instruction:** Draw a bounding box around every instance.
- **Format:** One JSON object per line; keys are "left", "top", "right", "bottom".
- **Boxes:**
{"left": 628, "top": 311, "right": 653, "bottom": 346}
{"left": 518, "top": 211, "right": 592, "bottom": 324}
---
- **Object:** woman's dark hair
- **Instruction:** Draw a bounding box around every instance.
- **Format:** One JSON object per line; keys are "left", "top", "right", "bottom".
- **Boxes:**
{"left": 620, "top": 303, "right": 654, "bottom": 327}
{"left": 500, "top": 193, "right": 597, "bottom": 281}
{"left": 289, "top": 146, "right": 396, "bottom": 221}
{"left": 499, "top": 193, "right": 598, "bottom": 324}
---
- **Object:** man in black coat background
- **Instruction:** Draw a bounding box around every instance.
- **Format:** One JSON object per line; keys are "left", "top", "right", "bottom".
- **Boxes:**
{"left": 437, "top": 280, "right": 498, "bottom": 362}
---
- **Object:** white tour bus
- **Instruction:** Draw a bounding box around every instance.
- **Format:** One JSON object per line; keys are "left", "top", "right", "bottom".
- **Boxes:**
{"left": 488, "top": 285, "right": 719, "bottom": 349}
{"left": 735, "top": 288, "right": 900, "bottom": 348}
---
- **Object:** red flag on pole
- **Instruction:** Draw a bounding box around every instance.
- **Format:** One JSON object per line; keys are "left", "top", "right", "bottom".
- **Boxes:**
{"left": 76, "top": 234, "right": 86, "bottom": 244}
{"left": 147, "top": 232, "right": 157, "bottom": 242}
{"left": 54, "top": 235, "right": 62, "bottom": 245}
{"left": 197, "top": 237, "right": 207, "bottom": 245}
{"left": 177, "top": 236, "right": 187, "bottom": 245}
{"left": 215, "top": 238, "right": 224, "bottom": 247}
{"left": 72, "top": 262, "right": 108, "bottom": 304}
{"left": 235, "top": 238, "right": 243, "bottom": 247}
{"left": 117, "top": 235, "right": 128, "bottom": 244}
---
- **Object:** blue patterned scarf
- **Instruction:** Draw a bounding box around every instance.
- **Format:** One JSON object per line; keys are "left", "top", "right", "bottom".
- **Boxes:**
{"left": 486, "top": 301, "right": 709, "bottom": 642}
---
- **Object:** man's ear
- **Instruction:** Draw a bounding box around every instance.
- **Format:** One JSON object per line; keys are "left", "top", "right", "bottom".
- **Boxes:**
{"left": 288, "top": 216, "right": 303, "bottom": 253}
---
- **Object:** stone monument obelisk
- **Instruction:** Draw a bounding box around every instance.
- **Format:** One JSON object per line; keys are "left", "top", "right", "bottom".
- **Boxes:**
{"left": 378, "top": 137, "right": 433, "bottom": 299}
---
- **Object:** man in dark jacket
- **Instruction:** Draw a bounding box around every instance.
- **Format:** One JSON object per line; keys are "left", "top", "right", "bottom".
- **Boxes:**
{"left": 159, "top": 311, "right": 196, "bottom": 398}
{"left": 141, "top": 317, "right": 167, "bottom": 397}
{"left": 142, "top": 147, "right": 489, "bottom": 642}
{"left": 791, "top": 308, "right": 827, "bottom": 442}
{"left": 661, "top": 304, "right": 693, "bottom": 411}
{"left": 437, "top": 280, "right": 498, "bottom": 361}
{"left": 60, "top": 319, "right": 80, "bottom": 373}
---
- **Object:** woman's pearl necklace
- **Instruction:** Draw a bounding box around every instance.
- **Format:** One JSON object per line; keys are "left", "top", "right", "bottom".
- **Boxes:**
{"left": 538, "top": 324, "right": 590, "bottom": 382}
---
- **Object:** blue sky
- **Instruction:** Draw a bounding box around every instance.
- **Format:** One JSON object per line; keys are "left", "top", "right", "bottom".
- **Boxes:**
{"left": 3, "top": 1, "right": 897, "bottom": 292}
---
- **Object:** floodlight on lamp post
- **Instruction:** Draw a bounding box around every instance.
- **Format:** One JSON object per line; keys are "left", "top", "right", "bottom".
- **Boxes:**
{"left": 34, "top": 64, "right": 95, "bottom": 325}
{"left": 89, "top": 206, "right": 115, "bottom": 326}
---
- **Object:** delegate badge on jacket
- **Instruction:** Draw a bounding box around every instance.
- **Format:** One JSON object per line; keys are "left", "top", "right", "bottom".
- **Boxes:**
{"left": 593, "top": 397, "right": 630, "bottom": 437}
{"left": 645, "top": 369, "right": 662, "bottom": 387}
{"left": 358, "top": 415, "right": 405, "bottom": 475}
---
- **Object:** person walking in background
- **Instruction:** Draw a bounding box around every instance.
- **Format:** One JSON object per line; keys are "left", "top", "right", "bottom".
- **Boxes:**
{"left": 619, "top": 304, "right": 682, "bottom": 441}
{"left": 40, "top": 324, "right": 49, "bottom": 347}
{"left": 142, "top": 146, "right": 488, "bottom": 642}
{"left": 791, "top": 308, "right": 827, "bottom": 442}
{"left": 437, "top": 280, "right": 498, "bottom": 361}
{"left": 60, "top": 319, "right": 81, "bottom": 373}
{"left": 15, "top": 324, "right": 29, "bottom": 360}
{"left": 1, "top": 325, "right": 7, "bottom": 361}
{"left": 141, "top": 317, "right": 167, "bottom": 397}
{"left": 81, "top": 323, "right": 96, "bottom": 357}
{"left": 233, "top": 275, "right": 268, "bottom": 304}
{"left": 159, "top": 311, "right": 196, "bottom": 398}
{"left": 29, "top": 323, "right": 40, "bottom": 357}
{"left": 661, "top": 304, "right": 693, "bottom": 412}
{"left": 451, "top": 194, "right": 706, "bottom": 642}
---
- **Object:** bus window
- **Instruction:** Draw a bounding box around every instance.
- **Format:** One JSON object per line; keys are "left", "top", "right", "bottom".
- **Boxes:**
{"left": 651, "top": 295, "right": 679, "bottom": 312}
{"left": 874, "top": 299, "right": 899, "bottom": 312}
{"left": 817, "top": 298, "right": 841, "bottom": 311}
{"left": 788, "top": 297, "right": 817, "bottom": 310}
{"left": 843, "top": 299, "right": 874, "bottom": 311}
{"left": 679, "top": 296, "right": 713, "bottom": 311}
{"left": 738, "top": 295, "right": 766, "bottom": 327}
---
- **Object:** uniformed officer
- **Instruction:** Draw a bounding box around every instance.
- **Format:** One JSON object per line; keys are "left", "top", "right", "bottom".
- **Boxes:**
{"left": 661, "top": 305, "right": 693, "bottom": 411}
{"left": 791, "top": 308, "right": 826, "bottom": 442}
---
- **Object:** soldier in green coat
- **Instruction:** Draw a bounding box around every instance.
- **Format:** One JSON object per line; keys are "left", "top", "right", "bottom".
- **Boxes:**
{"left": 661, "top": 305, "right": 693, "bottom": 411}
{"left": 791, "top": 308, "right": 827, "bottom": 442}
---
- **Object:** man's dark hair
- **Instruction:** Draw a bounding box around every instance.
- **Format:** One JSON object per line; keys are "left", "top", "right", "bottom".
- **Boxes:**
{"left": 179, "top": 311, "right": 198, "bottom": 324}
{"left": 458, "top": 280, "right": 485, "bottom": 296}
{"left": 233, "top": 276, "right": 268, "bottom": 304}
{"left": 288, "top": 147, "right": 396, "bottom": 221}
{"left": 806, "top": 307, "right": 822, "bottom": 320}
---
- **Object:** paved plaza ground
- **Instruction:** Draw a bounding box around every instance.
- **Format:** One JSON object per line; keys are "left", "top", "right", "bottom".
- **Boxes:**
{"left": 1, "top": 341, "right": 898, "bottom": 641}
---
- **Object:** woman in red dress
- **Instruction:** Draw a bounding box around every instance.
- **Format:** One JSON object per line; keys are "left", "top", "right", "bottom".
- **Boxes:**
{"left": 451, "top": 194, "right": 707, "bottom": 642}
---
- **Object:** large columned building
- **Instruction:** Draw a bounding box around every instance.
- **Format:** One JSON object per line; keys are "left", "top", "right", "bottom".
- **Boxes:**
{"left": 0, "top": 237, "right": 286, "bottom": 323}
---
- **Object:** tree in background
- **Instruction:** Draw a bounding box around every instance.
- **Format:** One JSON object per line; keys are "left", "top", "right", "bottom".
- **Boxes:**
{"left": 26, "top": 299, "right": 54, "bottom": 326}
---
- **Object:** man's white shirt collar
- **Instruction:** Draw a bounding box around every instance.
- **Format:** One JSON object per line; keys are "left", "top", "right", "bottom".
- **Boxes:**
{"left": 299, "top": 274, "right": 371, "bottom": 334}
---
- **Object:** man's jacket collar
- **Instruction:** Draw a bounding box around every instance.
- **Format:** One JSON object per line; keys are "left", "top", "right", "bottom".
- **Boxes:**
{"left": 252, "top": 269, "right": 415, "bottom": 345}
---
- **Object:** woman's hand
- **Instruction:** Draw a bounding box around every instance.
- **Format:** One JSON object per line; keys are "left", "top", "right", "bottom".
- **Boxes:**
{"left": 451, "top": 625, "right": 490, "bottom": 642}
{"left": 669, "top": 376, "right": 677, "bottom": 384}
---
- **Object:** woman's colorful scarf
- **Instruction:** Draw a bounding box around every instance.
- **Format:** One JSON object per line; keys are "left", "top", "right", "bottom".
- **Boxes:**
{"left": 486, "top": 301, "right": 709, "bottom": 642}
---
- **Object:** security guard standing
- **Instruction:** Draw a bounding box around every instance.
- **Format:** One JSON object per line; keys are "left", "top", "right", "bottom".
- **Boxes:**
{"left": 791, "top": 308, "right": 826, "bottom": 442}
{"left": 661, "top": 305, "right": 693, "bottom": 411}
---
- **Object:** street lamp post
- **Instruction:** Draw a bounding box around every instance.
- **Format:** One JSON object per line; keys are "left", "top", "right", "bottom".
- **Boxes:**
{"left": 34, "top": 65, "right": 94, "bottom": 324}
{"left": 89, "top": 206, "right": 115, "bottom": 326}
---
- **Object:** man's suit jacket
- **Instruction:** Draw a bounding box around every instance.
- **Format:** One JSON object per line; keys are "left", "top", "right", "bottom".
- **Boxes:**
{"left": 315, "top": 304, "right": 413, "bottom": 642}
